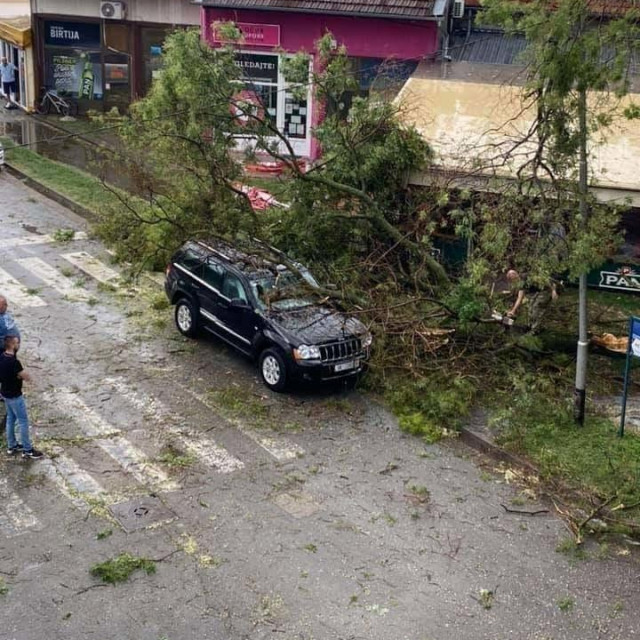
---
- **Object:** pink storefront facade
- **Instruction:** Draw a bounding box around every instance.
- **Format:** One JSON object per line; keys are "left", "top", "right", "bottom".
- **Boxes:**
{"left": 201, "top": 7, "right": 439, "bottom": 158}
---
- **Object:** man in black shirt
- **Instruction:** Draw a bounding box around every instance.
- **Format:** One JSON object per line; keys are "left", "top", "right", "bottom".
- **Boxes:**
{"left": 0, "top": 336, "right": 43, "bottom": 459}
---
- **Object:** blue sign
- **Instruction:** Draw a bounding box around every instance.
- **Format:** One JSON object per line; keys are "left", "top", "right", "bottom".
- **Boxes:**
{"left": 44, "top": 21, "right": 101, "bottom": 49}
{"left": 631, "top": 316, "right": 640, "bottom": 358}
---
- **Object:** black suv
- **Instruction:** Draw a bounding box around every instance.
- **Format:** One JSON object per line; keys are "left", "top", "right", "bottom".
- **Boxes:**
{"left": 164, "top": 239, "right": 372, "bottom": 391}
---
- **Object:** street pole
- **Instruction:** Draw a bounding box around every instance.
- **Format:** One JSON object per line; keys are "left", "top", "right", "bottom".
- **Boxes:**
{"left": 574, "top": 84, "right": 588, "bottom": 425}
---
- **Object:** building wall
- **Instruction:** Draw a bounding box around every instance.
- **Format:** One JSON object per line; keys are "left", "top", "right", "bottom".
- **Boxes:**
{"left": 398, "top": 68, "right": 640, "bottom": 202}
{"left": 0, "top": 1, "right": 31, "bottom": 18}
{"left": 202, "top": 8, "right": 437, "bottom": 58}
{"left": 32, "top": 0, "right": 199, "bottom": 25}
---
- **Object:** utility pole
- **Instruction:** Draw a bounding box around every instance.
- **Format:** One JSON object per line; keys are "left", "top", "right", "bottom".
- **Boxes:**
{"left": 574, "top": 83, "right": 588, "bottom": 425}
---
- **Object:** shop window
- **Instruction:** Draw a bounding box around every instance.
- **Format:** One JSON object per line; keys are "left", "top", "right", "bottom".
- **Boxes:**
{"left": 327, "top": 56, "right": 418, "bottom": 117}
{"left": 105, "top": 23, "right": 130, "bottom": 54}
{"left": 45, "top": 49, "right": 103, "bottom": 99}
{"left": 234, "top": 53, "right": 280, "bottom": 127}
{"left": 141, "top": 27, "right": 172, "bottom": 95}
{"left": 104, "top": 53, "right": 130, "bottom": 112}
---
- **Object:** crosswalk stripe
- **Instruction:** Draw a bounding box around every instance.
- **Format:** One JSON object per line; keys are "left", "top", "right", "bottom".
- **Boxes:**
{"left": 54, "top": 389, "right": 178, "bottom": 492}
{"left": 16, "top": 257, "right": 90, "bottom": 301}
{"left": 104, "top": 377, "right": 244, "bottom": 473}
{"left": 0, "top": 478, "right": 41, "bottom": 537}
{"left": 176, "top": 383, "right": 305, "bottom": 462}
{"left": 61, "top": 252, "right": 121, "bottom": 287}
{"left": 0, "top": 266, "right": 47, "bottom": 307}
{"left": 0, "top": 231, "right": 88, "bottom": 250}
{"left": 39, "top": 449, "right": 109, "bottom": 510}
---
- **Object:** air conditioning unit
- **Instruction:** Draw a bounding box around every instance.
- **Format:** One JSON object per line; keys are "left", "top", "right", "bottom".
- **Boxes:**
{"left": 452, "top": 0, "right": 465, "bottom": 18}
{"left": 100, "top": 1, "right": 125, "bottom": 20}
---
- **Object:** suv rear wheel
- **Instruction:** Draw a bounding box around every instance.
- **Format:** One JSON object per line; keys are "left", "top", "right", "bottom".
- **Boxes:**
{"left": 259, "top": 348, "right": 288, "bottom": 392}
{"left": 175, "top": 299, "right": 198, "bottom": 337}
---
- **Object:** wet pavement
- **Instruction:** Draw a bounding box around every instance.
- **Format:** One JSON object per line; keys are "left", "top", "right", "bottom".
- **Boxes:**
{"left": 1, "top": 172, "right": 640, "bottom": 639}
{"left": 0, "top": 107, "right": 132, "bottom": 191}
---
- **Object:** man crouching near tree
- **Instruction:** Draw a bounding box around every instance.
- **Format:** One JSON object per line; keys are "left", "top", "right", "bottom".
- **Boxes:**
{"left": 506, "top": 269, "right": 559, "bottom": 334}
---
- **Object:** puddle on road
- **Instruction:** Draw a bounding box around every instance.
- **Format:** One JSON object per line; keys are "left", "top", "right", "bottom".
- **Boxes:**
{"left": 1, "top": 116, "right": 133, "bottom": 192}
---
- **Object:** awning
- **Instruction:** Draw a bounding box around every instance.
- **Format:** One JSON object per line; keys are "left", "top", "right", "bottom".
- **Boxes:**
{"left": 0, "top": 16, "right": 32, "bottom": 48}
{"left": 397, "top": 61, "right": 640, "bottom": 206}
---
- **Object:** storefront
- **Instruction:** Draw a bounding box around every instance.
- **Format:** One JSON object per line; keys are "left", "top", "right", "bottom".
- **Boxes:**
{"left": 0, "top": 15, "right": 35, "bottom": 111}
{"left": 36, "top": 17, "right": 133, "bottom": 111}
{"left": 200, "top": 1, "right": 439, "bottom": 159}
{"left": 33, "top": 17, "right": 193, "bottom": 112}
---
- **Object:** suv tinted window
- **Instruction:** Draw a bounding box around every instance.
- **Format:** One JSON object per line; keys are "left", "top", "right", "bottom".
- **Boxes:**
{"left": 202, "top": 260, "right": 224, "bottom": 291}
{"left": 222, "top": 273, "right": 248, "bottom": 303}
{"left": 180, "top": 247, "right": 204, "bottom": 273}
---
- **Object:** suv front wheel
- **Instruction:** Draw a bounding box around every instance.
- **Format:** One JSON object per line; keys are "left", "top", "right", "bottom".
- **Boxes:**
{"left": 175, "top": 299, "right": 198, "bottom": 337}
{"left": 259, "top": 348, "right": 288, "bottom": 392}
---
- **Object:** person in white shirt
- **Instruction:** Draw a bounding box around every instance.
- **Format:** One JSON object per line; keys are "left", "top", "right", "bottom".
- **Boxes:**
{"left": 1, "top": 57, "right": 18, "bottom": 109}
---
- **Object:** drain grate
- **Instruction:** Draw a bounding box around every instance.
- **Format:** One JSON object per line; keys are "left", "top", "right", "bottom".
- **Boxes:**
{"left": 109, "top": 497, "right": 176, "bottom": 532}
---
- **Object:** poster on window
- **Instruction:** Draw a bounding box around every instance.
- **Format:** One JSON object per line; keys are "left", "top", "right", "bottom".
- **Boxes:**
{"left": 284, "top": 94, "right": 308, "bottom": 139}
{"left": 47, "top": 51, "right": 103, "bottom": 99}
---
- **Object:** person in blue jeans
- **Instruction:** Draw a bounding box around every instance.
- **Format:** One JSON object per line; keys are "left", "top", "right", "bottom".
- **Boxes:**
{"left": 0, "top": 335, "right": 42, "bottom": 459}
{"left": 0, "top": 295, "right": 21, "bottom": 432}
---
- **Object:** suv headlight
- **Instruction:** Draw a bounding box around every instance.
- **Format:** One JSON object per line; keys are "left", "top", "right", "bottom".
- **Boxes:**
{"left": 361, "top": 331, "right": 373, "bottom": 348}
{"left": 293, "top": 344, "right": 321, "bottom": 360}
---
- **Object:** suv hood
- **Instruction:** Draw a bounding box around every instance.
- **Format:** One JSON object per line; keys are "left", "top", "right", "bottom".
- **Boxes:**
{"left": 265, "top": 304, "right": 366, "bottom": 345}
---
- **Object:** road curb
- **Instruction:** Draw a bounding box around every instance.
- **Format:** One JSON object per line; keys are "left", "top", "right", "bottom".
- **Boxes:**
{"left": 459, "top": 426, "right": 539, "bottom": 473}
{"left": 3, "top": 162, "right": 97, "bottom": 222}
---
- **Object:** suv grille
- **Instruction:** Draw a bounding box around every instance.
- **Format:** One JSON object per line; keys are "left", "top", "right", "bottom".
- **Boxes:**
{"left": 319, "top": 338, "right": 362, "bottom": 363}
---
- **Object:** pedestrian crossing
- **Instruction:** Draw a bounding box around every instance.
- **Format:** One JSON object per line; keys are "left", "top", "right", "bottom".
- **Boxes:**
{"left": 1, "top": 232, "right": 99, "bottom": 306}
{"left": 103, "top": 376, "right": 245, "bottom": 474}
{"left": 16, "top": 257, "right": 91, "bottom": 302}
{"left": 0, "top": 229, "right": 307, "bottom": 536}
{"left": 0, "top": 266, "right": 47, "bottom": 307}
{"left": 62, "top": 251, "right": 121, "bottom": 287}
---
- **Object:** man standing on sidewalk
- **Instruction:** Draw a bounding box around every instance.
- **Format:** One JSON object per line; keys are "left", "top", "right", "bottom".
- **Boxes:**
{"left": 0, "top": 294, "right": 20, "bottom": 432}
{"left": 1, "top": 56, "right": 18, "bottom": 110}
{"left": 0, "top": 335, "right": 42, "bottom": 459}
{"left": 0, "top": 295, "right": 21, "bottom": 342}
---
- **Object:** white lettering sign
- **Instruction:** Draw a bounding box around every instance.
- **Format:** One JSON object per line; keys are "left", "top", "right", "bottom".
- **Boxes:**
{"left": 50, "top": 25, "right": 80, "bottom": 41}
{"left": 599, "top": 270, "right": 640, "bottom": 291}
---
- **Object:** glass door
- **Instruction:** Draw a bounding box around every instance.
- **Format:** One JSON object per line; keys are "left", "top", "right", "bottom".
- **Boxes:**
{"left": 104, "top": 53, "right": 130, "bottom": 113}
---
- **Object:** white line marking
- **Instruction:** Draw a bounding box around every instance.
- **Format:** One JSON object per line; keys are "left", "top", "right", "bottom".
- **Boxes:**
{"left": 54, "top": 390, "right": 178, "bottom": 492}
{"left": 16, "top": 257, "right": 90, "bottom": 301}
{"left": 61, "top": 252, "right": 121, "bottom": 287}
{"left": 176, "top": 383, "right": 304, "bottom": 462}
{"left": 0, "top": 231, "right": 88, "bottom": 249}
{"left": 39, "top": 449, "right": 110, "bottom": 510}
{"left": 0, "top": 266, "right": 47, "bottom": 307}
{"left": 0, "top": 478, "right": 41, "bottom": 537}
{"left": 104, "top": 377, "right": 244, "bottom": 473}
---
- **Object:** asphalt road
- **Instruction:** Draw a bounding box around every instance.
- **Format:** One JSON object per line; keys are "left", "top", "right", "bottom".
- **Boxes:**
{"left": 1, "top": 172, "right": 639, "bottom": 640}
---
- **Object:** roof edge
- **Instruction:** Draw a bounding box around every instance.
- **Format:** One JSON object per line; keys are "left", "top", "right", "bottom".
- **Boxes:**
{"left": 196, "top": 2, "right": 438, "bottom": 21}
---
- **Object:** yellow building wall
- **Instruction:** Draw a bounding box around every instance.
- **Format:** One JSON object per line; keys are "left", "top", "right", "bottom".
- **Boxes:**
{"left": 397, "top": 71, "right": 640, "bottom": 193}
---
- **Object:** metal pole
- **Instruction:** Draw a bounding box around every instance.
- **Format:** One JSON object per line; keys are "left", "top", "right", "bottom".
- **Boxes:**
{"left": 574, "top": 85, "right": 588, "bottom": 425}
{"left": 619, "top": 317, "right": 633, "bottom": 438}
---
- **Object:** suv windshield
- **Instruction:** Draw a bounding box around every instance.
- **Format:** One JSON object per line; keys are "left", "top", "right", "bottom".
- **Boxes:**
{"left": 250, "top": 268, "right": 319, "bottom": 311}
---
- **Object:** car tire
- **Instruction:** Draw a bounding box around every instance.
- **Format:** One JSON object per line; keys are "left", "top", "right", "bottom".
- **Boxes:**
{"left": 259, "top": 348, "right": 288, "bottom": 392}
{"left": 174, "top": 299, "right": 198, "bottom": 337}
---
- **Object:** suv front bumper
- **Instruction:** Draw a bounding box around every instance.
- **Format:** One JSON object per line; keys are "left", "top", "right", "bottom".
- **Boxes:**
{"left": 290, "top": 355, "right": 367, "bottom": 382}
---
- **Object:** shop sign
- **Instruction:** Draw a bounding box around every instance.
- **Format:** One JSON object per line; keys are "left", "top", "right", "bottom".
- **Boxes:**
{"left": 214, "top": 22, "right": 280, "bottom": 47}
{"left": 235, "top": 53, "right": 278, "bottom": 83}
{"left": 44, "top": 21, "right": 101, "bottom": 49}
{"left": 598, "top": 266, "right": 640, "bottom": 292}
